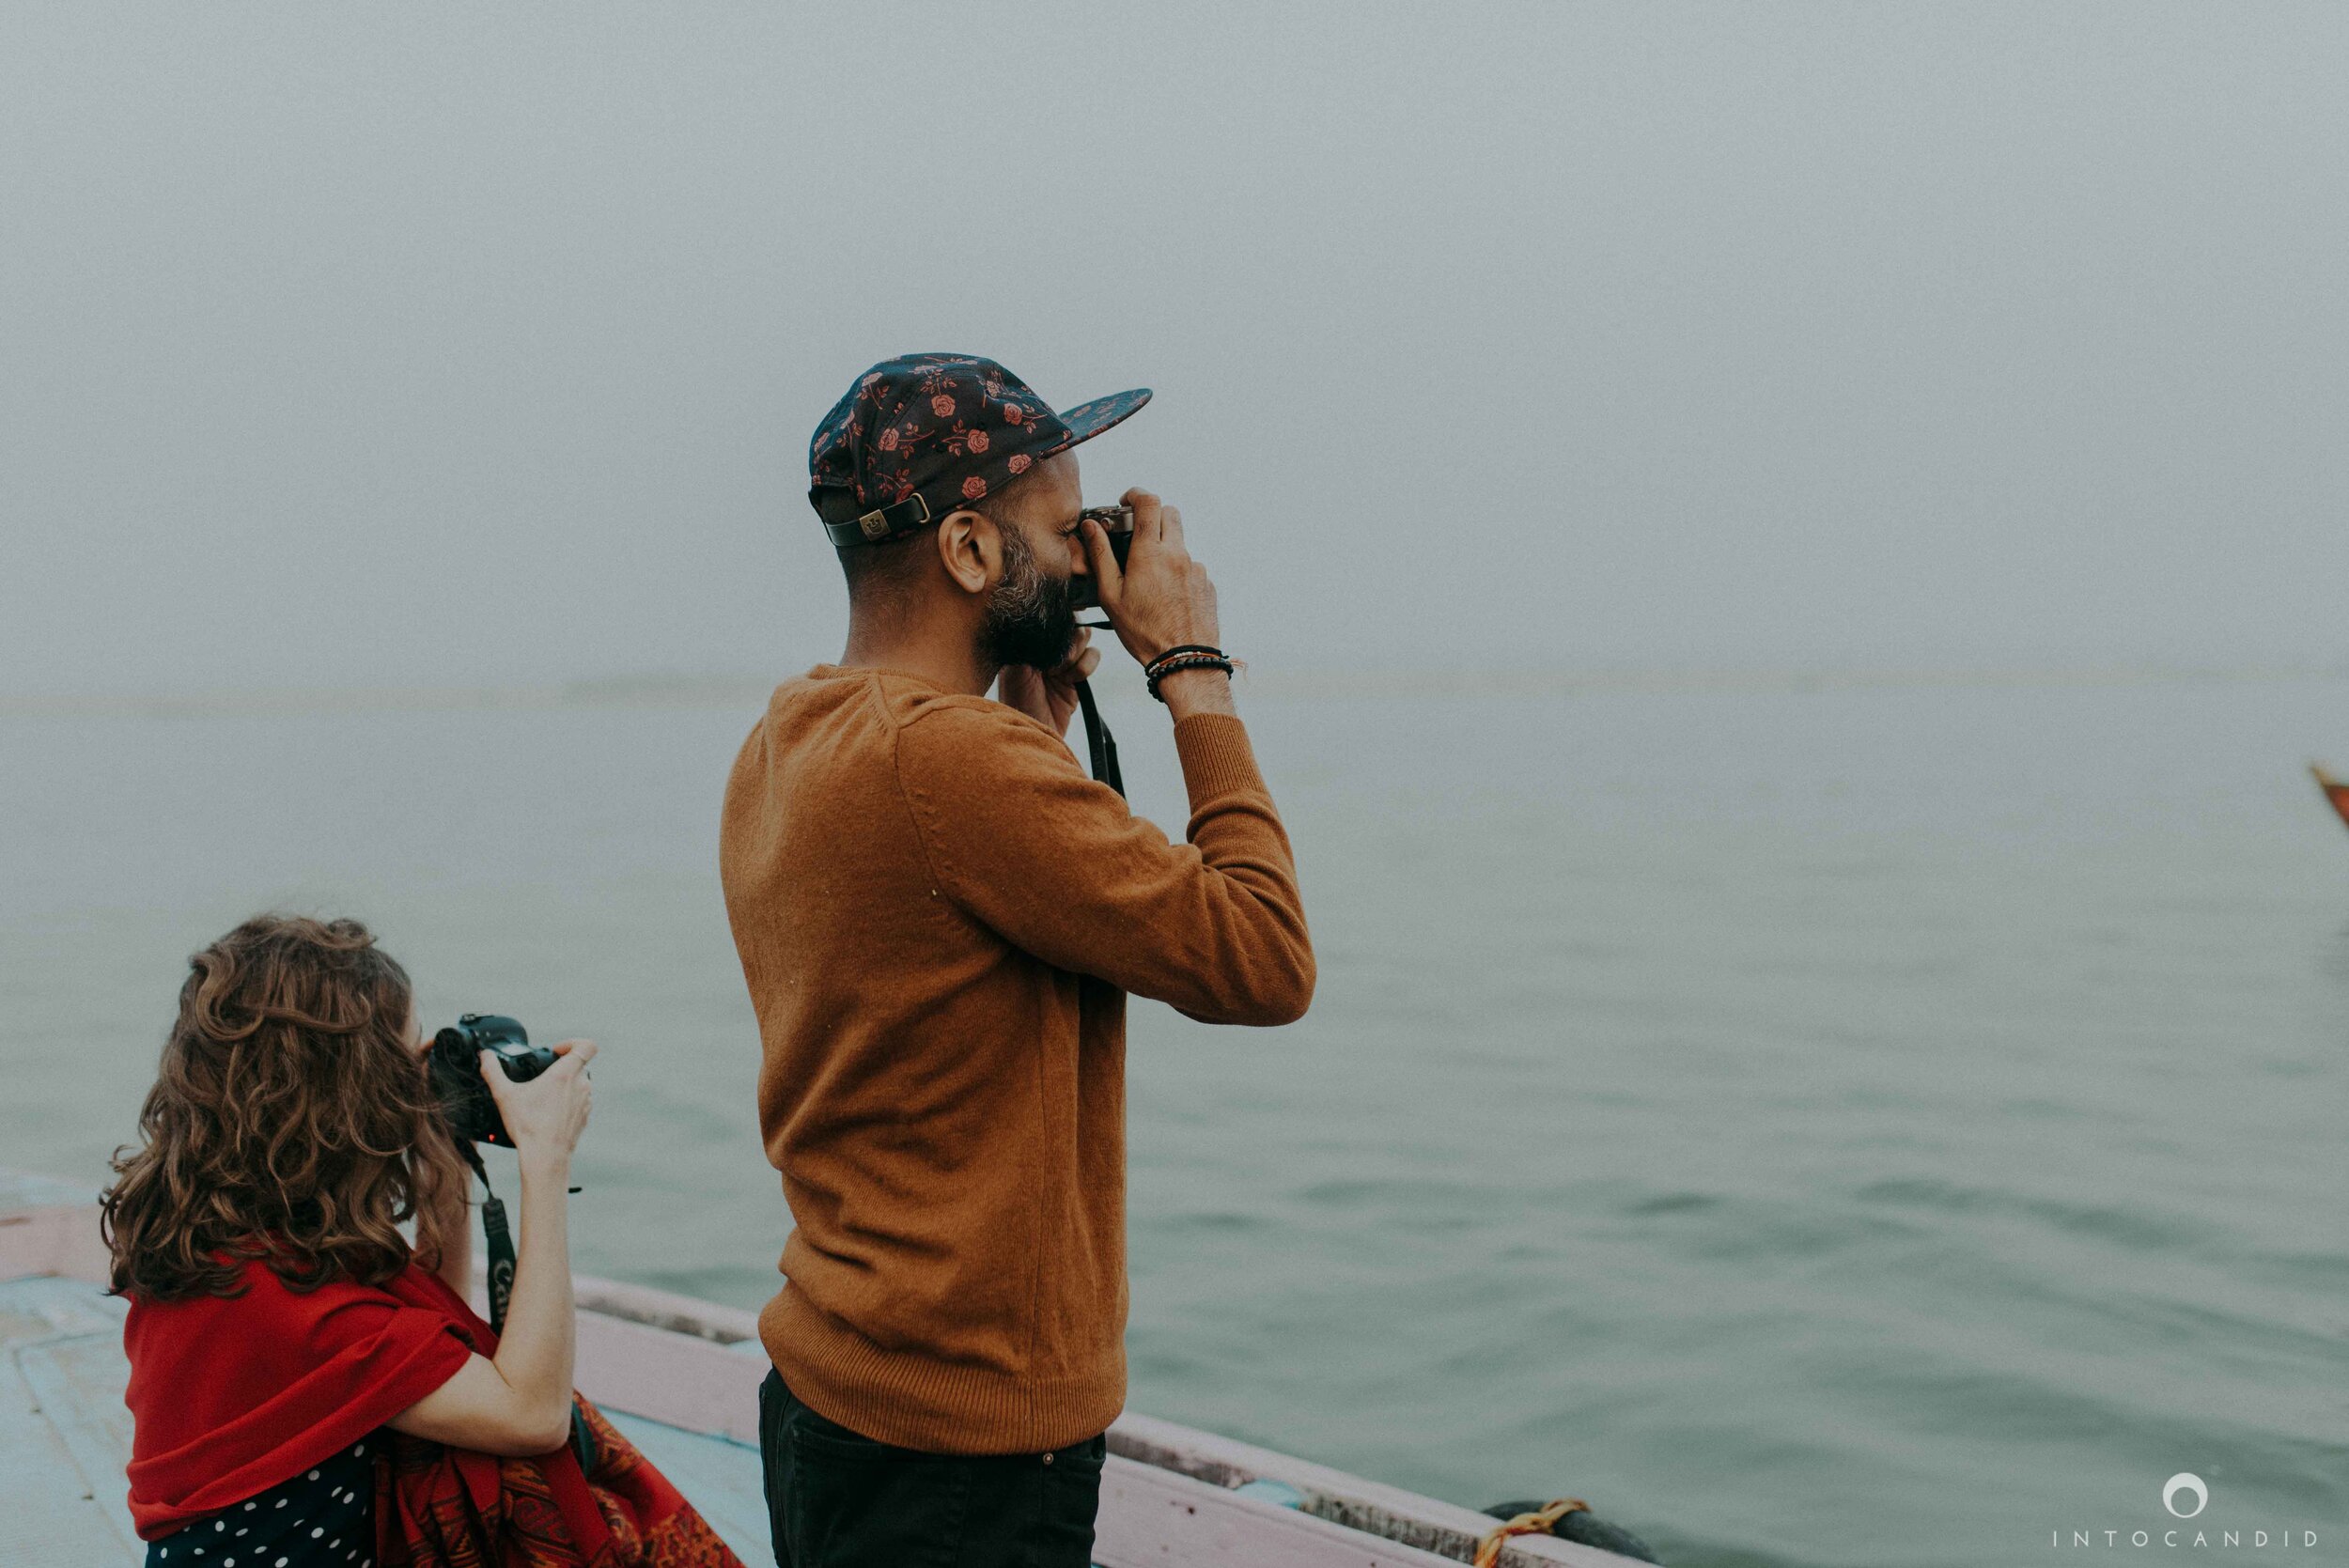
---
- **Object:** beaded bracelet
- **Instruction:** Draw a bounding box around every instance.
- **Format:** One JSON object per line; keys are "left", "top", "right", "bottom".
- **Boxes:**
{"left": 1146, "top": 654, "right": 1233, "bottom": 701}
{"left": 1143, "top": 646, "right": 1236, "bottom": 702}
{"left": 1142, "top": 644, "right": 1228, "bottom": 681}
{"left": 1145, "top": 644, "right": 1226, "bottom": 668}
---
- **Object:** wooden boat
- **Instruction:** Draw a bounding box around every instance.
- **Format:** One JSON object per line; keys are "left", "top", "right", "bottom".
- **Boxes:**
{"left": 2313, "top": 764, "right": 2349, "bottom": 832}
{"left": 0, "top": 1171, "right": 1650, "bottom": 1567}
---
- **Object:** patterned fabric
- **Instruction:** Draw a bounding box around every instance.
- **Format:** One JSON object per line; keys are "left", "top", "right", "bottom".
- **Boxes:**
{"left": 373, "top": 1397, "right": 740, "bottom": 1568}
{"left": 147, "top": 1435, "right": 378, "bottom": 1567}
{"left": 807, "top": 352, "right": 1149, "bottom": 536}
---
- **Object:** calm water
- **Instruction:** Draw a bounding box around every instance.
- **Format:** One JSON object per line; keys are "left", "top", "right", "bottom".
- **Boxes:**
{"left": 3, "top": 674, "right": 2342, "bottom": 1566}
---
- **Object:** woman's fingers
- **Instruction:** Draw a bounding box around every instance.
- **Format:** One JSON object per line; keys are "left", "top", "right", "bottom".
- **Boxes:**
{"left": 479, "top": 1038, "right": 598, "bottom": 1155}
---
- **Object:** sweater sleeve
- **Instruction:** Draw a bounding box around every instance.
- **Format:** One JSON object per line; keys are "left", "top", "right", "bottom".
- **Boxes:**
{"left": 894, "top": 703, "right": 1315, "bottom": 1026}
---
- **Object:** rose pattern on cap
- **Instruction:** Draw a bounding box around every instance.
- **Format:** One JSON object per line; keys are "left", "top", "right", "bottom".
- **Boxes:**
{"left": 806, "top": 353, "right": 1151, "bottom": 540}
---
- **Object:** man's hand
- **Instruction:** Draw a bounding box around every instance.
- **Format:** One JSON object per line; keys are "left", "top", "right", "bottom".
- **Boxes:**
{"left": 1080, "top": 489, "right": 1235, "bottom": 719}
{"left": 997, "top": 629, "right": 1103, "bottom": 739}
{"left": 1079, "top": 489, "right": 1221, "bottom": 667}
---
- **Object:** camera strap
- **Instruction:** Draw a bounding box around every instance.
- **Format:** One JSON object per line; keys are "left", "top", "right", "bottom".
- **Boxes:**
{"left": 478, "top": 1190, "right": 517, "bottom": 1336}
{"left": 456, "top": 1140, "right": 520, "bottom": 1337}
{"left": 1074, "top": 675, "right": 1123, "bottom": 798}
{"left": 455, "top": 1140, "right": 599, "bottom": 1473}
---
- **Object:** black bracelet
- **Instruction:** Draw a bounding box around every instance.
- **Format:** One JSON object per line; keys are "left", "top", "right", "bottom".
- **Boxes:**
{"left": 1145, "top": 644, "right": 1226, "bottom": 672}
{"left": 1144, "top": 651, "right": 1235, "bottom": 702}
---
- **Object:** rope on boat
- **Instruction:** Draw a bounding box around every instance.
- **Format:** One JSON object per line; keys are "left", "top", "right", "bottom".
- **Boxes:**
{"left": 1473, "top": 1497, "right": 1591, "bottom": 1568}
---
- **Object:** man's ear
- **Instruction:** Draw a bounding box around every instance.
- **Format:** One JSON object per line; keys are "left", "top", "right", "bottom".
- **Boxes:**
{"left": 934, "top": 508, "right": 996, "bottom": 597}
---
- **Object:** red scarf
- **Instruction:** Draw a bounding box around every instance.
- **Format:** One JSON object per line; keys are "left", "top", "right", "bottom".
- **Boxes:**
{"left": 125, "top": 1257, "right": 743, "bottom": 1568}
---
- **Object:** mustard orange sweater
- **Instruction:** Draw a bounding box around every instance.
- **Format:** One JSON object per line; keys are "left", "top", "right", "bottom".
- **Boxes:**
{"left": 719, "top": 665, "right": 1313, "bottom": 1453}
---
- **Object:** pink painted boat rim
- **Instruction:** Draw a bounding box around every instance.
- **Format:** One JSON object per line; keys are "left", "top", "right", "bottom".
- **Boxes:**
{"left": 0, "top": 1172, "right": 1644, "bottom": 1568}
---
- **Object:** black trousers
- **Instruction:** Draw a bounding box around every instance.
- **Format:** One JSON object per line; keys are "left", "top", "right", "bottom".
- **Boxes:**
{"left": 758, "top": 1367, "right": 1107, "bottom": 1568}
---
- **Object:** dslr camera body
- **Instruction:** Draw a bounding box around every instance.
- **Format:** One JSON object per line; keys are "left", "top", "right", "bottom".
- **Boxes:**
{"left": 428, "top": 1013, "right": 557, "bottom": 1147}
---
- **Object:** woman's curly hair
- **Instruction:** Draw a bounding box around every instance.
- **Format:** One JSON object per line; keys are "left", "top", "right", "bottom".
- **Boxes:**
{"left": 101, "top": 914, "right": 469, "bottom": 1299}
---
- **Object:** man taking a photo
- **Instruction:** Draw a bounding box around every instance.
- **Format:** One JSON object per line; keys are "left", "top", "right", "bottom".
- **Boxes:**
{"left": 721, "top": 352, "right": 1315, "bottom": 1567}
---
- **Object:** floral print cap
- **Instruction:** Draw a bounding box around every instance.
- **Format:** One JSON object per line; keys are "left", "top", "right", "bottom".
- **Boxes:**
{"left": 808, "top": 353, "right": 1151, "bottom": 544}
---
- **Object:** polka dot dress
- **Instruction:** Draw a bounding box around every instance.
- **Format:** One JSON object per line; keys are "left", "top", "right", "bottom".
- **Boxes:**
{"left": 146, "top": 1434, "right": 377, "bottom": 1568}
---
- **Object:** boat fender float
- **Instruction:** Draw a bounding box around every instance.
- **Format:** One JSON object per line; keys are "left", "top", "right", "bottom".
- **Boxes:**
{"left": 1480, "top": 1497, "right": 1662, "bottom": 1565}
{"left": 2311, "top": 763, "right": 2349, "bottom": 833}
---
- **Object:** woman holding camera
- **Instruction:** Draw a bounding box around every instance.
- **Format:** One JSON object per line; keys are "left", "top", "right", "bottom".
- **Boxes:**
{"left": 102, "top": 914, "right": 739, "bottom": 1568}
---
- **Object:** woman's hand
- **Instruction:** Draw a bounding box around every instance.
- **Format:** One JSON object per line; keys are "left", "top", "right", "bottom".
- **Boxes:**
{"left": 483, "top": 1039, "right": 595, "bottom": 1171}
{"left": 396, "top": 1038, "right": 593, "bottom": 1459}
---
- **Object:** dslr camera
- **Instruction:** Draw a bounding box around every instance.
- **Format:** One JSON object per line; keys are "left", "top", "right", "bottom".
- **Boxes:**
{"left": 428, "top": 1013, "right": 557, "bottom": 1147}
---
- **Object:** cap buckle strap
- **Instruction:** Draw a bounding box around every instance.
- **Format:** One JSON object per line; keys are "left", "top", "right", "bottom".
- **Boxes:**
{"left": 825, "top": 492, "right": 934, "bottom": 548}
{"left": 861, "top": 493, "right": 930, "bottom": 539}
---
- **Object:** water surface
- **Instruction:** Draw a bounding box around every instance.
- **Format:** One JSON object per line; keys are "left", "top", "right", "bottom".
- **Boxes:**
{"left": 3, "top": 672, "right": 2341, "bottom": 1565}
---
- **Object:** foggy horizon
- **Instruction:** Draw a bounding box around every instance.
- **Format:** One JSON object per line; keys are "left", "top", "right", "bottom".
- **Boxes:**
{"left": 5, "top": 12, "right": 2345, "bottom": 1561}
{"left": 7, "top": 5, "right": 2347, "bottom": 699}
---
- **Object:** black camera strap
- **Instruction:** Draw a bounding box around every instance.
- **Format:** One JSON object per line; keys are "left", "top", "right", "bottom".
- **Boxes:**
{"left": 453, "top": 1139, "right": 598, "bottom": 1473}
{"left": 1074, "top": 675, "right": 1124, "bottom": 799}
{"left": 456, "top": 1140, "right": 519, "bottom": 1337}
{"left": 1070, "top": 616, "right": 1122, "bottom": 799}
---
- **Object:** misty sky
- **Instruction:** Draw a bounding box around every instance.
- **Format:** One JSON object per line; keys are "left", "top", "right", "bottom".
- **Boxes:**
{"left": 4, "top": 4, "right": 2345, "bottom": 698}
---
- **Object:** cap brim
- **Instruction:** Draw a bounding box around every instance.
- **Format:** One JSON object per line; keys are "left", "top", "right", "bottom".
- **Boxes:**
{"left": 1053, "top": 387, "right": 1151, "bottom": 448}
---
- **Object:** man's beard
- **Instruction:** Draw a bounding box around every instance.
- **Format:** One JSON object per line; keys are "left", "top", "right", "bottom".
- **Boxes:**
{"left": 978, "top": 521, "right": 1079, "bottom": 674}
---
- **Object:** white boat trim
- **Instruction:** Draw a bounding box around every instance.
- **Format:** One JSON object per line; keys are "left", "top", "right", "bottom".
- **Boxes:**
{"left": 1, "top": 1174, "right": 1644, "bottom": 1567}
